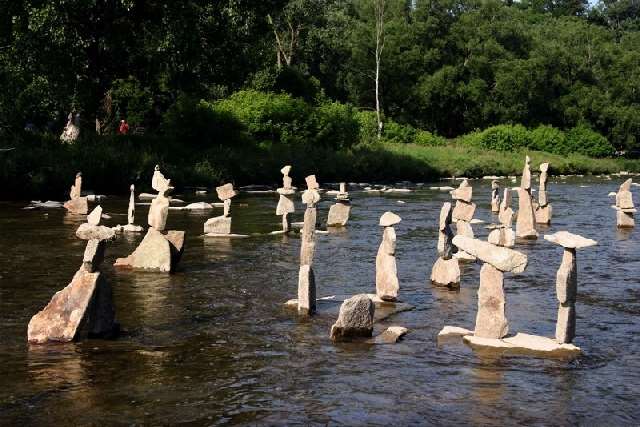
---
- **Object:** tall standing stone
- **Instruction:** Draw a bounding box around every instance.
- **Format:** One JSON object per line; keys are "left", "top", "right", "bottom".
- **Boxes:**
{"left": 376, "top": 212, "right": 401, "bottom": 301}
{"left": 452, "top": 235, "right": 528, "bottom": 340}
{"left": 117, "top": 184, "right": 143, "bottom": 233}
{"left": 535, "top": 162, "right": 552, "bottom": 224}
{"left": 298, "top": 176, "right": 321, "bottom": 315}
{"left": 544, "top": 231, "right": 597, "bottom": 344}
{"left": 63, "top": 172, "right": 89, "bottom": 215}
{"left": 515, "top": 156, "right": 538, "bottom": 239}
{"left": 613, "top": 178, "right": 635, "bottom": 228}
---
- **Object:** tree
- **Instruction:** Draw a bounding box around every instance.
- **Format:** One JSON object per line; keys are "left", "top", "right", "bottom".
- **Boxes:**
{"left": 374, "top": 0, "right": 386, "bottom": 138}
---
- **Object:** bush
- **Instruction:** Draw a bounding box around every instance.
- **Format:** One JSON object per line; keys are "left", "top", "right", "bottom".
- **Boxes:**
{"left": 463, "top": 124, "right": 532, "bottom": 151}
{"left": 355, "top": 110, "right": 378, "bottom": 144}
{"left": 313, "top": 101, "right": 360, "bottom": 149}
{"left": 383, "top": 121, "right": 417, "bottom": 144}
{"left": 565, "top": 124, "right": 615, "bottom": 158}
{"left": 250, "top": 66, "right": 323, "bottom": 104}
{"left": 215, "top": 90, "right": 311, "bottom": 145}
{"left": 530, "top": 125, "right": 566, "bottom": 154}
{"left": 415, "top": 130, "right": 447, "bottom": 146}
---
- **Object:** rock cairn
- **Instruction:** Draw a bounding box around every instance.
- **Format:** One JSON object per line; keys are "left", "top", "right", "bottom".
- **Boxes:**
{"left": 544, "top": 231, "right": 597, "bottom": 344}
{"left": 452, "top": 235, "right": 528, "bottom": 339}
{"left": 115, "top": 184, "right": 143, "bottom": 233}
{"left": 115, "top": 166, "right": 185, "bottom": 272}
{"left": 330, "top": 294, "right": 375, "bottom": 342}
{"left": 204, "top": 183, "right": 238, "bottom": 235}
{"left": 430, "top": 202, "right": 460, "bottom": 288}
{"left": 487, "top": 189, "right": 515, "bottom": 248}
{"left": 515, "top": 156, "right": 538, "bottom": 239}
{"left": 534, "top": 162, "right": 552, "bottom": 224}
{"left": 298, "top": 175, "right": 320, "bottom": 315}
{"left": 613, "top": 178, "right": 635, "bottom": 228}
{"left": 451, "top": 179, "right": 476, "bottom": 260}
{"left": 327, "top": 183, "right": 351, "bottom": 227}
{"left": 490, "top": 180, "right": 500, "bottom": 213}
{"left": 376, "top": 211, "right": 401, "bottom": 301}
{"left": 63, "top": 172, "right": 89, "bottom": 214}
{"left": 276, "top": 165, "right": 295, "bottom": 233}
{"left": 28, "top": 206, "right": 117, "bottom": 343}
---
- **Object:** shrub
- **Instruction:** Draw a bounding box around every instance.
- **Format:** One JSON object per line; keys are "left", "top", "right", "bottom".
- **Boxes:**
{"left": 464, "top": 124, "right": 532, "bottom": 151}
{"left": 313, "top": 101, "right": 360, "bottom": 149}
{"left": 215, "top": 90, "right": 311, "bottom": 145}
{"left": 383, "top": 121, "right": 417, "bottom": 144}
{"left": 530, "top": 125, "right": 567, "bottom": 153}
{"left": 415, "top": 130, "right": 447, "bottom": 146}
{"left": 565, "top": 124, "right": 615, "bottom": 158}
{"left": 355, "top": 110, "right": 378, "bottom": 144}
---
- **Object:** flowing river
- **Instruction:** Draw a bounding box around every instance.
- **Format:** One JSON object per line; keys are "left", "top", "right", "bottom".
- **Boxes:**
{"left": 0, "top": 177, "right": 638, "bottom": 425}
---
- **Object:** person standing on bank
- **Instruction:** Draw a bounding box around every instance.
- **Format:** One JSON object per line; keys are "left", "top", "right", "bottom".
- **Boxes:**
{"left": 118, "top": 119, "right": 129, "bottom": 135}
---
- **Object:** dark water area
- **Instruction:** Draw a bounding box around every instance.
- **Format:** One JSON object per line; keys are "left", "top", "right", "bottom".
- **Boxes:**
{"left": 0, "top": 177, "right": 639, "bottom": 425}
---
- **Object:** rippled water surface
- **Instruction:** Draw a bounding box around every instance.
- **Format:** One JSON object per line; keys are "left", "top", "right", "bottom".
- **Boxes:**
{"left": 1, "top": 177, "right": 639, "bottom": 425}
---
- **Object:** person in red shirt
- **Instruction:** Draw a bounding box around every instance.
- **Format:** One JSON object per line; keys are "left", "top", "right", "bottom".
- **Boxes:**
{"left": 118, "top": 119, "right": 129, "bottom": 135}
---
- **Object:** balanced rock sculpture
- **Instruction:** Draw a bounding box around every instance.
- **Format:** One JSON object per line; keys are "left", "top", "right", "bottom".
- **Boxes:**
{"left": 376, "top": 211, "right": 401, "bottom": 301}
{"left": 115, "top": 184, "right": 143, "bottom": 233}
{"left": 534, "top": 162, "right": 553, "bottom": 224}
{"left": 430, "top": 202, "right": 460, "bottom": 288}
{"left": 612, "top": 179, "right": 635, "bottom": 228}
{"left": 441, "top": 236, "right": 528, "bottom": 341}
{"left": 330, "top": 294, "right": 375, "bottom": 342}
{"left": 298, "top": 175, "right": 320, "bottom": 315}
{"left": 544, "top": 231, "right": 597, "bottom": 344}
{"left": 276, "top": 165, "right": 295, "bottom": 233}
{"left": 63, "top": 172, "right": 89, "bottom": 214}
{"left": 204, "top": 183, "right": 238, "bottom": 235}
{"left": 28, "top": 206, "right": 117, "bottom": 343}
{"left": 490, "top": 180, "right": 500, "bottom": 213}
{"left": 451, "top": 179, "right": 476, "bottom": 261}
{"left": 115, "top": 166, "right": 185, "bottom": 272}
{"left": 327, "top": 183, "right": 351, "bottom": 227}
{"left": 515, "top": 156, "right": 538, "bottom": 239}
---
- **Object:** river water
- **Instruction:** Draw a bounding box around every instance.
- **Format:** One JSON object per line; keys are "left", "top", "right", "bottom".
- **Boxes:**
{"left": 0, "top": 177, "right": 638, "bottom": 425}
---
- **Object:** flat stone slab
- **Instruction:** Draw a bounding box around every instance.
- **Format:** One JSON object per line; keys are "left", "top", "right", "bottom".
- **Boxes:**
{"left": 204, "top": 233, "right": 249, "bottom": 238}
{"left": 544, "top": 231, "right": 597, "bottom": 249}
{"left": 463, "top": 333, "right": 581, "bottom": 358}
{"left": 380, "top": 211, "right": 401, "bottom": 227}
{"left": 452, "top": 235, "right": 527, "bottom": 273}
{"left": 437, "top": 326, "right": 474, "bottom": 338}
{"left": 366, "top": 326, "right": 408, "bottom": 344}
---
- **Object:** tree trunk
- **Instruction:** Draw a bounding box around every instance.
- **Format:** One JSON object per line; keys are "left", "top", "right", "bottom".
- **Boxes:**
{"left": 375, "top": 0, "right": 385, "bottom": 140}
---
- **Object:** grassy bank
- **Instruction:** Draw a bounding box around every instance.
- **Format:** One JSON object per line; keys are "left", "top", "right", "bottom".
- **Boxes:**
{"left": 1, "top": 133, "right": 639, "bottom": 200}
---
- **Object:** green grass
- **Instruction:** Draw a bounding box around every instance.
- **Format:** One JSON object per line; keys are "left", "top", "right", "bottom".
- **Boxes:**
{"left": 2, "top": 133, "right": 639, "bottom": 200}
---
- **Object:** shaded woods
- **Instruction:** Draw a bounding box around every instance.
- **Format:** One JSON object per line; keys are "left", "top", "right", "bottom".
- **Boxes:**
{"left": 1, "top": 0, "right": 640, "bottom": 197}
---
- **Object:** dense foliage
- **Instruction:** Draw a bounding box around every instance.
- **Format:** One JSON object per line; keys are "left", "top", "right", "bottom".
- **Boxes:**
{"left": 1, "top": 0, "right": 639, "bottom": 152}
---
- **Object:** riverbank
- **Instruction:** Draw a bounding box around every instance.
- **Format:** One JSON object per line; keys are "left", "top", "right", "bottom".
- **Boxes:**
{"left": 1, "top": 134, "right": 639, "bottom": 200}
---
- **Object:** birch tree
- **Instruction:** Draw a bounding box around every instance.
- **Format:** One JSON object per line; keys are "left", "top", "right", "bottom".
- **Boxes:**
{"left": 374, "top": 0, "right": 385, "bottom": 139}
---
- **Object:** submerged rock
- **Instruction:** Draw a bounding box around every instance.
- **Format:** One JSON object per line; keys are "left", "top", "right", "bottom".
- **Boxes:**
{"left": 330, "top": 294, "right": 375, "bottom": 342}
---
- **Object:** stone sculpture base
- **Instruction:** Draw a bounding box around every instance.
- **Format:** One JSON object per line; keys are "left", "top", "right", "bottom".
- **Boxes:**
{"left": 430, "top": 257, "right": 460, "bottom": 289}
{"left": 616, "top": 210, "right": 635, "bottom": 228}
{"left": 114, "top": 224, "right": 144, "bottom": 233}
{"left": 114, "top": 228, "right": 184, "bottom": 273}
{"left": 204, "top": 216, "right": 231, "bottom": 234}
{"left": 327, "top": 203, "right": 351, "bottom": 227}
{"left": 474, "top": 264, "right": 508, "bottom": 339}
{"left": 64, "top": 197, "right": 88, "bottom": 215}
{"left": 463, "top": 333, "right": 580, "bottom": 358}
{"left": 28, "top": 269, "right": 117, "bottom": 343}
{"left": 297, "top": 265, "right": 316, "bottom": 315}
{"left": 488, "top": 227, "right": 515, "bottom": 248}
{"left": 535, "top": 204, "right": 552, "bottom": 224}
